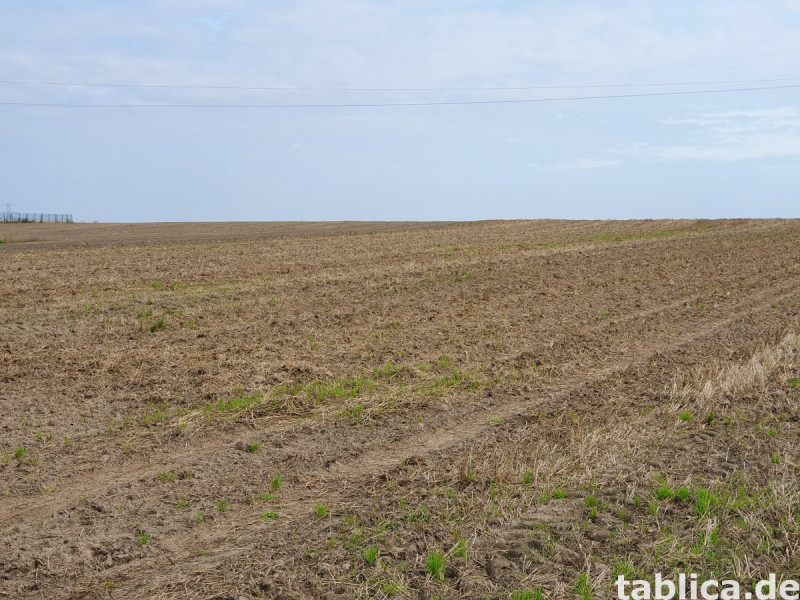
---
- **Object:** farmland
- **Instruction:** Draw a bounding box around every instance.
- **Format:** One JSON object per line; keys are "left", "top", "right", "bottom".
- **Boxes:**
{"left": 1, "top": 219, "right": 800, "bottom": 599}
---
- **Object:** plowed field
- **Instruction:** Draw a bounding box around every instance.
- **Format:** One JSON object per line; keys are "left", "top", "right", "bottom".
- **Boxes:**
{"left": 2, "top": 219, "right": 799, "bottom": 599}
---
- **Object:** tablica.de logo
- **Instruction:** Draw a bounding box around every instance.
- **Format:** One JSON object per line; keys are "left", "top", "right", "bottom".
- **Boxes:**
{"left": 617, "top": 573, "right": 742, "bottom": 600}
{"left": 616, "top": 573, "right": 800, "bottom": 600}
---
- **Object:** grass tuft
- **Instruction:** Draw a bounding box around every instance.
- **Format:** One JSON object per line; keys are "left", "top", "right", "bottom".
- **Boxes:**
{"left": 574, "top": 572, "right": 593, "bottom": 600}
{"left": 673, "top": 487, "right": 691, "bottom": 502}
{"left": 512, "top": 591, "right": 544, "bottom": 600}
{"left": 655, "top": 483, "right": 673, "bottom": 500}
{"left": 426, "top": 550, "right": 445, "bottom": 581}
{"left": 694, "top": 488, "right": 715, "bottom": 518}
{"left": 363, "top": 546, "right": 379, "bottom": 565}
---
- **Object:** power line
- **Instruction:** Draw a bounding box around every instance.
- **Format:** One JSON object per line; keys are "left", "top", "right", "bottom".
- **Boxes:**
{"left": 1, "top": 83, "right": 798, "bottom": 109}
{"left": 0, "top": 76, "right": 799, "bottom": 92}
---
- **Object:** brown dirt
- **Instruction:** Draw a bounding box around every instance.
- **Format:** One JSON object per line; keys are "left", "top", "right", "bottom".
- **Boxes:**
{"left": 1, "top": 218, "right": 799, "bottom": 599}
{"left": 0, "top": 221, "right": 456, "bottom": 251}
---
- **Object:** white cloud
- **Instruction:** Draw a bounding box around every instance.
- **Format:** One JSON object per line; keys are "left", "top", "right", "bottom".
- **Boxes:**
{"left": 3, "top": 0, "right": 799, "bottom": 94}
{"left": 528, "top": 158, "right": 622, "bottom": 172}
{"left": 762, "top": 163, "right": 799, "bottom": 170}
{"left": 657, "top": 136, "right": 800, "bottom": 161}
{"left": 618, "top": 107, "right": 800, "bottom": 162}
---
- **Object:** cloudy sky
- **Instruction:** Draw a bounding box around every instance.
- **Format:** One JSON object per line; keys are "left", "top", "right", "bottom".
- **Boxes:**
{"left": 1, "top": 1, "right": 799, "bottom": 222}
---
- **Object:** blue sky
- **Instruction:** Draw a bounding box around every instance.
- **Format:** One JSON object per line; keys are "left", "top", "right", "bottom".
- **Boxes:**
{"left": 1, "top": 0, "right": 799, "bottom": 222}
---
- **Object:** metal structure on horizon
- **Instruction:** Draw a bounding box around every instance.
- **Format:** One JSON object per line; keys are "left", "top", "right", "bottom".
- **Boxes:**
{"left": 1, "top": 211, "right": 73, "bottom": 223}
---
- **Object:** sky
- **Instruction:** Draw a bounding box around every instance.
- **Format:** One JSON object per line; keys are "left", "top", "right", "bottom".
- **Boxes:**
{"left": 1, "top": 0, "right": 799, "bottom": 222}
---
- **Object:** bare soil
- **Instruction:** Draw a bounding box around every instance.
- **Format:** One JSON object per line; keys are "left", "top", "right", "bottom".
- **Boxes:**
{"left": 0, "top": 221, "right": 456, "bottom": 251}
{"left": 1, "top": 218, "right": 799, "bottom": 599}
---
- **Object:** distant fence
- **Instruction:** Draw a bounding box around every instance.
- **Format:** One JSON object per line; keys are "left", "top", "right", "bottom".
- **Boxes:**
{"left": 2, "top": 212, "right": 73, "bottom": 223}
